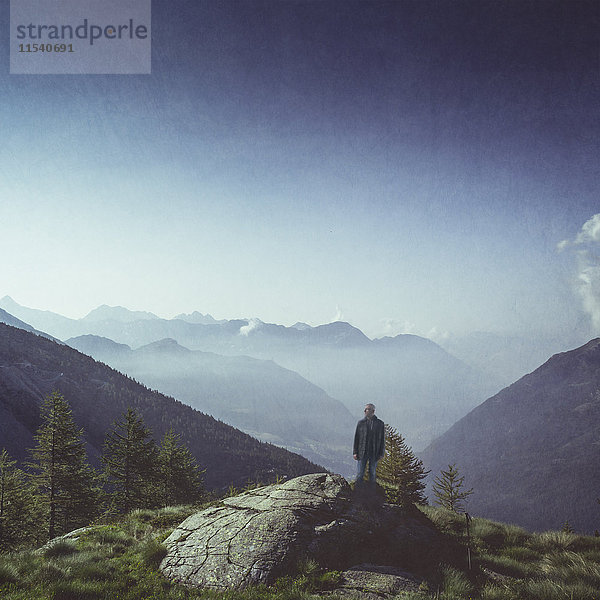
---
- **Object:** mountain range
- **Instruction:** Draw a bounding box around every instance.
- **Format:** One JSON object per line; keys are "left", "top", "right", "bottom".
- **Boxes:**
{"left": 421, "top": 338, "right": 600, "bottom": 533}
{"left": 0, "top": 297, "right": 495, "bottom": 452}
{"left": 0, "top": 322, "right": 320, "bottom": 490}
{"left": 2, "top": 297, "right": 599, "bottom": 533}
{"left": 66, "top": 334, "right": 356, "bottom": 474}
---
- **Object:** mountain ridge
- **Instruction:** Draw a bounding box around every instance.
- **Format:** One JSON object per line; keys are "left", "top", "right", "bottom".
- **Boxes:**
{"left": 0, "top": 322, "right": 321, "bottom": 489}
{"left": 420, "top": 337, "right": 600, "bottom": 533}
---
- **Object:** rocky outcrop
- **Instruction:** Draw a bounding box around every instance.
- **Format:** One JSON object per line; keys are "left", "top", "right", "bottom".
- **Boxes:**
{"left": 332, "top": 564, "right": 423, "bottom": 599}
{"left": 160, "top": 473, "right": 443, "bottom": 590}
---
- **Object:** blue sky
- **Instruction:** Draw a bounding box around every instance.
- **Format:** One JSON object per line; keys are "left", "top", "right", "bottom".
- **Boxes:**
{"left": 1, "top": 1, "right": 598, "bottom": 341}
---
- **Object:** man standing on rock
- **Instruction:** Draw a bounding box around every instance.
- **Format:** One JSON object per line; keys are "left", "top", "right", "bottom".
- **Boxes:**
{"left": 353, "top": 403, "right": 385, "bottom": 484}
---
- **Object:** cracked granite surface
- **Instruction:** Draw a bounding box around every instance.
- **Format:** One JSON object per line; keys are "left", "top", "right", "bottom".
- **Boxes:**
{"left": 160, "top": 473, "right": 439, "bottom": 591}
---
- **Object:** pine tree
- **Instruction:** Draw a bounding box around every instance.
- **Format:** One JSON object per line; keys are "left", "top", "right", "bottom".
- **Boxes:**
{"left": 158, "top": 429, "right": 205, "bottom": 506}
{"left": 432, "top": 463, "right": 473, "bottom": 513}
{"left": 376, "top": 424, "right": 429, "bottom": 505}
{"left": 29, "top": 391, "right": 101, "bottom": 539}
{"left": 0, "top": 449, "right": 39, "bottom": 550}
{"left": 102, "top": 408, "right": 159, "bottom": 512}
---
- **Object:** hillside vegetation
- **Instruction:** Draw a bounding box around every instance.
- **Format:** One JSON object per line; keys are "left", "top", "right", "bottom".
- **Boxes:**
{"left": 0, "top": 323, "right": 321, "bottom": 490}
{"left": 1, "top": 496, "right": 600, "bottom": 600}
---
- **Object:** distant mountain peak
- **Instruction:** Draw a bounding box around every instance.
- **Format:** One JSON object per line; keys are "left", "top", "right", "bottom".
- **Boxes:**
{"left": 135, "top": 338, "right": 191, "bottom": 353}
{"left": 82, "top": 305, "right": 160, "bottom": 323}
{"left": 66, "top": 334, "right": 131, "bottom": 354}
{"left": 174, "top": 311, "right": 224, "bottom": 325}
{"left": 291, "top": 322, "right": 311, "bottom": 331}
{"left": 312, "top": 321, "right": 371, "bottom": 345}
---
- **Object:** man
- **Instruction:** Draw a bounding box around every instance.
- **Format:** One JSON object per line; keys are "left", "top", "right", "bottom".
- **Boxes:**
{"left": 353, "top": 403, "right": 385, "bottom": 484}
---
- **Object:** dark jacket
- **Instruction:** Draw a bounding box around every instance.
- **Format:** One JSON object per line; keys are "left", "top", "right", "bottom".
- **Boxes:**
{"left": 353, "top": 415, "right": 385, "bottom": 460}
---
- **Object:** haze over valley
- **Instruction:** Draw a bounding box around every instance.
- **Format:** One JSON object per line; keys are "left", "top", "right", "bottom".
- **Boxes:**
{"left": 1, "top": 0, "right": 599, "bottom": 535}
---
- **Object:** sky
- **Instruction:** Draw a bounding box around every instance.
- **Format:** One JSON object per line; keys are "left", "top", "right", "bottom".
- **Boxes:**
{"left": 1, "top": 0, "right": 599, "bottom": 342}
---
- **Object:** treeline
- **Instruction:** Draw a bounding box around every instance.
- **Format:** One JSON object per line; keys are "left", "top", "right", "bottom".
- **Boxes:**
{"left": 0, "top": 391, "right": 204, "bottom": 551}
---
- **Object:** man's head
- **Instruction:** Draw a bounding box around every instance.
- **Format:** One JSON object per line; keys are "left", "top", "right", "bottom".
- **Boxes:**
{"left": 364, "top": 403, "right": 375, "bottom": 419}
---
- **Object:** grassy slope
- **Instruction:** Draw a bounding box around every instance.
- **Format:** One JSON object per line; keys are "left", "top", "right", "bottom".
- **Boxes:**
{"left": 1, "top": 500, "right": 600, "bottom": 600}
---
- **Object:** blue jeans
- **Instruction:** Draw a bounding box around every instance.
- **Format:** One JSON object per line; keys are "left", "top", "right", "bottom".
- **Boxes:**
{"left": 356, "top": 456, "right": 379, "bottom": 483}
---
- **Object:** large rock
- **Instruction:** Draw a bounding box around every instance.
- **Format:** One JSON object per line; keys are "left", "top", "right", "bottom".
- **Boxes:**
{"left": 160, "top": 473, "right": 443, "bottom": 590}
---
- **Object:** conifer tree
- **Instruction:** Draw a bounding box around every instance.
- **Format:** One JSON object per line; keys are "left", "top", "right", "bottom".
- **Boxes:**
{"left": 0, "top": 449, "right": 39, "bottom": 550}
{"left": 376, "top": 424, "right": 429, "bottom": 505}
{"left": 432, "top": 463, "right": 473, "bottom": 513}
{"left": 102, "top": 408, "right": 159, "bottom": 512}
{"left": 158, "top": 428, "right": 205, "bottom": 506}
{"left": 29, "top": 391, "right": 101, "bottom": 539}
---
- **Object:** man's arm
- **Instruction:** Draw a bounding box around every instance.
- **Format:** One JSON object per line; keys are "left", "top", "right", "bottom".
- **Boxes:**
{"left": 353, "top": 423, "right": 360, "bottom": 460}
{"left": 378, "top": 420, "right": 385, "bottom": 459}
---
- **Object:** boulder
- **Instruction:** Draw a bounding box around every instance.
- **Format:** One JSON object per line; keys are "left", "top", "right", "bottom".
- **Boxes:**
{"left": 160, "top": 473, "right": 443, "bottom": 590}
{"left": 331, "top": 564, "right": 423, "bottom": 599}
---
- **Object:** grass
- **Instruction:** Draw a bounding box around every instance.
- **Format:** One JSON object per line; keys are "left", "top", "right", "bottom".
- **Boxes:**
{"left": 420, "top": 505, "right": 600, "bottom": 599}
{"left": 0, "top": 502, "right": 352, "bottom": 600}
{"left": 1, "top": 500, "right": 600, "bottom": 599}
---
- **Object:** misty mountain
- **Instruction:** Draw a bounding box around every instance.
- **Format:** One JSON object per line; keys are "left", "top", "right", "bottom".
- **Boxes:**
{"left": 0, "top": 298, "right": 77, "bottom": 339}
{"left": 420, "top": 338, "right": 600, "bottom": 533}
{"left": 0, "top": 308, "right": 59, "bottom": 342}
{"left": 174, "top": 311, "right": 227, "bottom": 325}
{"left": 66, "top": 334, "right": 356, "bottom": 475}
{"left": 440, "top": 330, "right": 592, "bottom": 391}
{"left": 0, "top": 323, "right": 321, "bottom": 490}
{"left": 81, "top": 305, "right": 161, "bottom": 323}
{"left": 0, "top": 298, "right": 494, "bottom": 451}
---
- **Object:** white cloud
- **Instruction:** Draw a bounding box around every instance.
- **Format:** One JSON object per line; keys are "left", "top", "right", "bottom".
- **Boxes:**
{"left": 575, "top": 214, "right": 600, "bottom": 245}
{"left": 562, "top": 214, "right": 600, "bottom": 331}
{"left": 239, "top": 318, "right": 263, "bottom": 336}
{"left": 331, "top": 304, "right": 345, "bottom": 322}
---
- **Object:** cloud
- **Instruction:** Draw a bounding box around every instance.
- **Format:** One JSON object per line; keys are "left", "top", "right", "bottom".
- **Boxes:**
{"left": 575, "top": 214, "right": 600, "bottom": 244}
{"left": 331, "top": 305, "right": 345, "bottom": 322}
{"left": 239, "top": 318, "right": 263, "bottom": 336}
{"left": 562, "top": 214, "right": 600, "bottom": 330}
